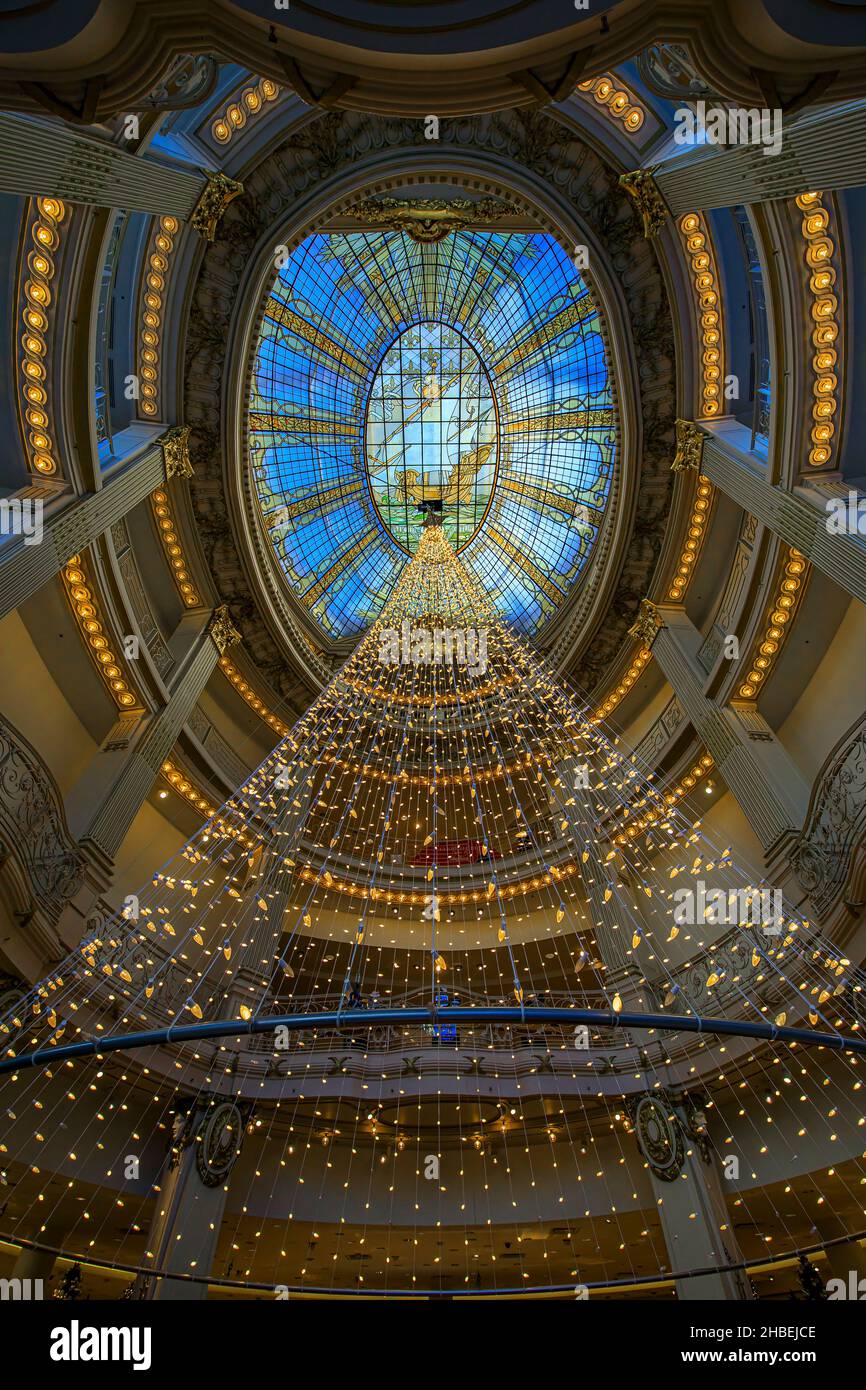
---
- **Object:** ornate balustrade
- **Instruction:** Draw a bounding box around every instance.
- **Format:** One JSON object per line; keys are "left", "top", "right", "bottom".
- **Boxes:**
{"left": 0, "top": 713, "right": 84, "bottom": 921}
{"left": 791, "top": 711, "right": 866, "bottom": 922}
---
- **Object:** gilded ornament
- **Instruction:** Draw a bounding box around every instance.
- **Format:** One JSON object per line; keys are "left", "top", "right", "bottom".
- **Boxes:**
{"left": 190, "top": 171, "right": 244, "bottom": 242}
{"left": 208, "top": 603, "right": 241, "bottom": 654}
{"left": 350, "top": 197, "right": 520, "bottom": 244}
{"left": 618, "top": 167, "right": 669, "bottom": 239}
{"left": 627, "top": 598, "right": 662, "bottom": 646}
{"left": 671, "top": 419, "right": 705, "bottom": 472}
{"left": 161, "top": 424, "right": 194, "bottom": 479}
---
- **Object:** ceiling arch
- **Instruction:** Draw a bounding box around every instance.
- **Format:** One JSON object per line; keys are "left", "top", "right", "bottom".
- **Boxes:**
{"left": 179, "top": 106, "right": 676, "bottom": 710}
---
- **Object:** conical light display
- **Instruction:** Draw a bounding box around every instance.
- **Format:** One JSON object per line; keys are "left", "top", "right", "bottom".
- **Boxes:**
{"left": 1, "top": 525, "right": 864, "bottom": 1296}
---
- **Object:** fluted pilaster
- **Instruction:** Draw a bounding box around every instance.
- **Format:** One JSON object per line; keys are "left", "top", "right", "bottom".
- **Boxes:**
{"left": 654, "top": 99, "right": 866, "bottom": 215}
{"left": 693, "top": 425, "right": 866, "bottom": 605}
{"left": 0, "top": 113, "right": 206, "bottom": 217}
{"left": 0, "top": 435, "right": 181, "bottom": 619}
{"left": 70, "top": 612, "right": 237, "bottom": 860}
{"left": 647, "top": 606, "right": 809, "bottom": 851}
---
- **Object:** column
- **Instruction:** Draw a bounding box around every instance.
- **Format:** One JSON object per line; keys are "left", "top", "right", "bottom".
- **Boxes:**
{"left": 0, "top": 427, "right": 191, "bottom": 620}
{"left": 11, "top": 1242, "right": 60, "bottom": 1293}
{"left": 141, "top": 1096, "right": 250, "bottom": 1300}
{"left": 630, "top": 600, "right": 809, "bottom": 851}
{"left": 814, "top": 1209, "right": 866, "bottom": 1287}
{"left": 65, "top": 605, "right": 240, "bottom": 863}
{"left": 0, "top": 113, "right": 236, "bottom": 227}
{"left": 633, "top": 1093, "right": 752, "bottom": 1300}
{"left": 676, "top": 420, "right": 866, "bottom": 606}
{"left": 620, "top": 98, "right": 866, "bottom": 228}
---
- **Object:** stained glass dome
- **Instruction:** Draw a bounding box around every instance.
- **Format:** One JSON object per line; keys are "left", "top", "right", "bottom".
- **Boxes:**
{"left": 248, "top": 227, "right": 618, "bottom": 641}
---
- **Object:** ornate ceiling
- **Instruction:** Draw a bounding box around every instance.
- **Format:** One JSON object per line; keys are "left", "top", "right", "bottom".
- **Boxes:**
{"left": 184, "top": 106, "right": 676, "bottom": 707}
{"left": 4, "top": 1, "right": 866, "bottom": 120}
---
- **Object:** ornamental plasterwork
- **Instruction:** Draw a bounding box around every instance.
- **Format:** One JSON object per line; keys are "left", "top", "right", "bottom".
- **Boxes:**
{"left": 636, "top": 43, "right": 719, "bottom": 103}
{"left": 0, "top": 713, "right": 85, "bottom": 914}
{"left": 633, "top": 696, "right": 685, "bottom": 764}
{"left": 139, "top": 54, "right": 220, "bottom": 111}
{"left": 791, "top": 712, "right": 866, "bottom": 916}
{"left": 208, "top": 603, "right": 241, "bottom": 654}
{"left": 677, "top": 217, "right": 724, "bottom": 420}
{"left": 618, "top": 167, "right": 670, "bottom": 239}
{"left": 194, "top": 1098, "right": 250, "bottom": 1187}
{"left": 632, "top": 1094, "right": 685, "bottom": 1180}
{"left": 18, "top": 196, "right": 67, "bottom": 477}
{"left": 627, "top": 598, "right": 662, "bottom": 646}
{"left": 671, "top": 418, "right": 705, "bottom": 472}
{"left": 349, "top": 196, "right": 521, "bottom": 244}
{"left": 160, "top": 424, "right": 194, "bottom": 479}
{"left": 182, "top": 106, "right": 676, "bottom": 706}
{"left": 794, "top": 192, "right": 840, "bottom": 472}
{"left": 190, "top": 171, "right": 244, "bottom": 243}
{"left": 137, "top": 214, "right": 181, "bottom": 420}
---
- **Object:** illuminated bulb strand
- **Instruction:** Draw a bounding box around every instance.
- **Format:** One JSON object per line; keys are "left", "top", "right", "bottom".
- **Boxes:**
{"left": 501, "top": 625, "right": 866, "bottom": 1037}
{"left": 3, "top": 529, "right": 861, "bottom": 1065}
{"left": 6, "top": 530, "right": 856, "bottom": 1050}
{"left": 61, "top": 554, "right": 142, "bottom": 711}
{"left": 19, "top": 196, "right": 66, "bottom": 476}
{"left": 795, "top": 192, "right": 839, "bottom": 469}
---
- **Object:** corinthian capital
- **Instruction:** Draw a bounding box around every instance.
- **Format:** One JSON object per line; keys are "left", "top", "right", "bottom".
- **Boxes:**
{"left": 208, "top": 604, "right": 241, "bottom": 654}
{"left": 618, "top": 167, "right": 670, "bottom": 239}
{"left": 190, "top": 171, "right": 243, "bottom": 242}
{"left": 628, "top": 598, "right": 662, "bottom": 647}
{"left": 671, "top": 419, "right": 706, "bottom": 473}
{"left": 161, "top": 425, "right": 194, "bottom": 479}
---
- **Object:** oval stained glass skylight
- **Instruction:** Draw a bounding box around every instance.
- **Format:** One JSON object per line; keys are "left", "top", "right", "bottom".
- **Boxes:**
{"left": 365, "top": 322, "right": 498, "bottom": 554}
{"left": 248, "top": 227, "right": 618, "bottom": 641}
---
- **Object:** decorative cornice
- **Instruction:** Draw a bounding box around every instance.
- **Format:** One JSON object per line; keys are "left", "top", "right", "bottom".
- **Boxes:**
{"left": 664, "top": 750, "right": 715, "bottom": 807}
{"left": 627, "top": 598, "right": 663, "bottom": 647}
{"left": 159, "top": 755, "right": 255, "bottom": 851}
{"left": 667, "top": 473, "right": 713, "bottom": 603}
{"left": 613, "top": 749, "right": 715, "bottom": 847}
{"left": 160, "top": 424, "right": 194, "bottom": 479}
{"left": 1, "top": 7, "right": 864, "bottom": 123}
{"left": 218, "top": 654, "right": 290, "bottom": 737}
{"left": 671, "top": 418, "right": 705, "bottom": 472}
{"left": 190, "top": 171, "right": 243, "bottom": 243}
{"left": 349, "top": 196, "right": 521, "bottom": 244}
{"left": 618, "top": 167, "right": 669, "bottom": 239}
{"left": 160, "top": 754, "right": 215, "bottom": 815}
{"left": 576, "top": 75, "right": 646, "bottom": 135}
{"left": 208, "top": 603, "right": 241, "bottom": 654}
{"left": 592, "top": 645, "right": 651, "bottom": 722}
{"left": 735, "top": 547, "right": 809, "bottom": 701}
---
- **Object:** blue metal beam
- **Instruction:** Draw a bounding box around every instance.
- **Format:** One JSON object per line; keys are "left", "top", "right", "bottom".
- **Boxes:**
{"left": 2, "top": 1005, "right": 865, "bottom": 1076}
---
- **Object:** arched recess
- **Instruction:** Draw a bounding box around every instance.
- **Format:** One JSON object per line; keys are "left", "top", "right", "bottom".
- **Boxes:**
{"left": 182, "top": 108, "right": 678, "bottom": 701}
